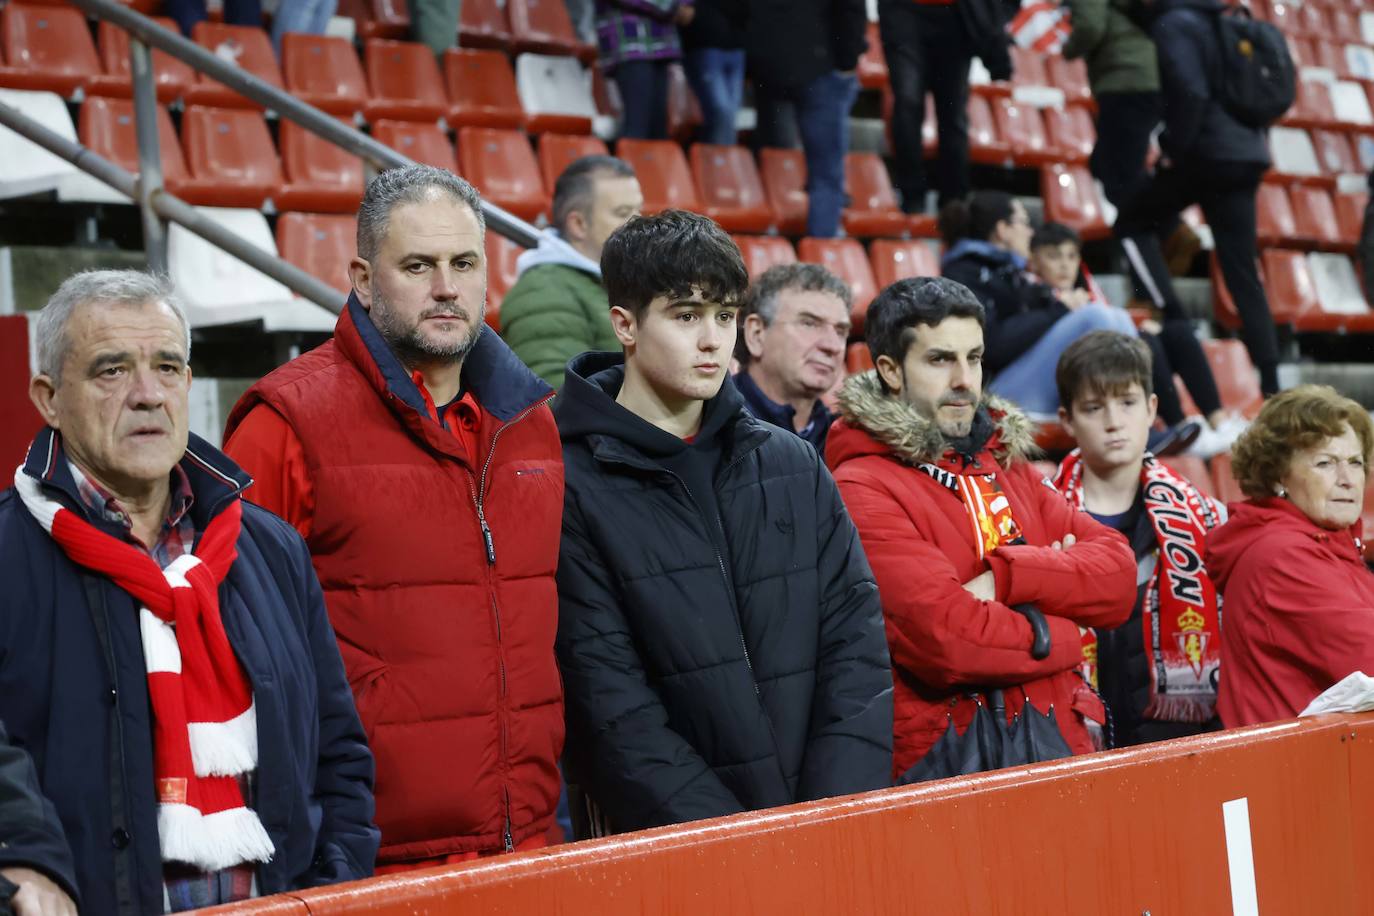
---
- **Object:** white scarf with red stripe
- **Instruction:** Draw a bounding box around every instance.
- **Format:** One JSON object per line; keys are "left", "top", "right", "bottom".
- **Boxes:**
{"left": 14, "top": 467, "right": 274, "bottom": 871}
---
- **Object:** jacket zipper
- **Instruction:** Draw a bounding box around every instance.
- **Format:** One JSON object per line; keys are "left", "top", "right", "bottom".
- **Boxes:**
{"left": 465, "top": 395, "right": 551, "bottom": 854}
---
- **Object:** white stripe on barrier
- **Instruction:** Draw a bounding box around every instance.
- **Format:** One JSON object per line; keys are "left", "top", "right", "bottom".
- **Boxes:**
{"left": 1223, "top": 796, "right": 1260, "bottom": 916}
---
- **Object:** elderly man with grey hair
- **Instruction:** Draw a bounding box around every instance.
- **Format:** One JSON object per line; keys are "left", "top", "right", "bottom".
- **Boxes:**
{"left": 0, "top": 269, "right": 377, "bottom": 915}
{"left": 222, "top": 165, "right": 566, "bottom": 869}
{"left": 734, "top": 262, "right": 853, "bottom": 451}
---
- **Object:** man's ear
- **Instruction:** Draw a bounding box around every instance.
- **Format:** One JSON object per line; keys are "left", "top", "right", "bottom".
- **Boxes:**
{"left": 875, "top": 354, "right": 903, "bottom": 394}
{"left": 743, "top": 313, "right": 767, "bottom": 361}
{"left": 564, "top": 209, "right": 590, "bottom": 245}
{"left": 610, "top": 305, "right": 637, "bottom": 348}
{"left": 348, "top": 257, "right": 373, "bottom": 308}
{"left": 29, "top": 374, "right": 59, "bottom": 428}
{"left": 1146, "top": 392, "right": 1158, "bottom": 427}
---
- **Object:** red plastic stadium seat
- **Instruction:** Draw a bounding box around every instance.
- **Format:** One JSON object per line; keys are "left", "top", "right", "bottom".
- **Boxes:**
{"left": 1202, "top": 338, "right": 1265, "bottom": 418}
{"left": 1041, "top": 164, "right": 1110, "bottom": 240}
{"left": 798, "top": 237, "right": 877, "bottom": 334}
{"left": 185, "top": 23, "right": 284, "bottom": 110}
{"left": 78, "top": 96, "right": 188, "bottom": 190}
{"left": 275, "top": 119, "right": 365, "bottom": 213}
{"left": 507, "top": 0, "right": 590, "bottom": 59}
{"left": 992, "top": 97, "right": 1057, "bottom": 168}
{"left": 444, "top": 48, "right": 525, "bottom": 130}
{"left": 458, "top": 126, "right": 547, "bottom": 220}
{"left": 1296, "top": 2, "right": 1329, "bottom": 37}
{"left": 759, "top": 147, "right": 808, "bottom": 236}
{"left": 1335, "top": 191, "right": 1367, "bottom": 246}
{"left": 1281, "top": 79, "right": 1336, "bottom": 130}
{"left": 1010, "top": 46, "right": 1051, "bottom": 90}
{"left": 89, "top": 18, "right": 194, "bottom": 103}
{"left": 362, "top": 40, "right": 447, "bottom": 123}
{"left": 1311, "top": 128, "right": 1360, "bottom": 177}
{"left": 857, "top": 21, "right": 887, "bottom": 89}
{"left": 870, "top": 238, "right": 940, "bottom": 291}
{"left": 177, "top": 106, "right": 283, "bottom": 208}
{"left": 1209, "top": 452, "right": 1246, "bottom": 506}
{"left": 0, "top": 4, "right": 101, "bottom": 97}
{"left": 1043, "top": 105, "right": 1095, "bottom": 164}
{"left": 689, "top": 144, "right": 771, "bottom": 233}
{"left": 460, "top": 0, "right": 512, "bottom": 48}
{"left": 537, "top": 133, "right": 608, "bottom": 190}
{"left": 842, "top": 152, "right": 910, "bottom": 238}
{"left": 666, "top": 62, "right": 703, "bottom": 145}
{"left": 1285, "top": 34, "right": 1313, "bottom": 68}
{"left": 371, "top": 119, "right": 457, "bottom": 171}
{"left": 968, "top": 94, "right": 1010, "bottom": 165}
{"left": 615, "top": 138, "right": 700, "bottom": 214}
{"left": 1289, "top": 184, "right": 1343, "bottom": 248}
{"left": 1256, "top": 181, "right": 1298, "bottom": 246}
{"left": 1312, "top": 39, "right": 1352, "bottom": 79}
{"left": 1209, "top": 251, "right": 1274, "bottom": 328}
{"left": 337, "top": 0, "right": 409, "bottom": 40}
{"left": 845, "top": 341, "right": 873, "bottom": 375}
{"left": 281, "top": 34, "right": 368, "bottom": 118}
{"left": 1329, "top": 7, "right": 1360, "bottom": 41}
{"left": 484, "top": 231, "right": 523, "bottom": 330}
{"left": 276, "top": 212, "right": 356, "bottom": 296}
{"left": 732, "top": 235, "right": 797, "bottom": 279}
{"left": 1045, "top": 55, "right": 1091, "bottom": 106}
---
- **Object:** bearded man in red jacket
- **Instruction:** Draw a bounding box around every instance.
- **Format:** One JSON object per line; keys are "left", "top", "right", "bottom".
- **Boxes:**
{"left": 826, "top": 276, "right": 1135, "bottom": 781}
{"left": 222, "top": 166, "right": 564, "bottom": 869}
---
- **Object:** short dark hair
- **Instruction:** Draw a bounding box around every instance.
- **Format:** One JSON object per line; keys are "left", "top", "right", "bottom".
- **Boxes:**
{"left": 937, "top": 190, "right": 1016, "bottom": 247}
{"left": 865, "top": 277, "right": 985, "bottom": 390}
{"left": 1232, "top": 385, "right": 1374, "bottom": 499}
{"left": 1031, "top": 221, "right": 1081, "bottom": 253}
{"left": 600, "top": 210, "right": 748, "bottom": 318}
{"left": 735, "top": 263, "right": 853, "bottom": 366}
{"left": 552, "top": 155, "right": 636, "bottom": 235}
{"left": 1056, "top": 330, "right": 1153, "bottom": 414}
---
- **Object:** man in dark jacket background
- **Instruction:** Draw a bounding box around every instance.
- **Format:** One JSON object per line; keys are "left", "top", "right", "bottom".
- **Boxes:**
{"left": 554, "top": 210, "right": 893, "bottom": 837}
{"left": 745, "top": 0, "right": 867, "bottom": 237}
{"left": 1, "top": 721, "right": 77, "bottom": 916}
{"left": 1, "top": 270, "right": 376, "bottom": 914}
{"left": 1113, "top": 0, "right": 1281, "bottom": 398}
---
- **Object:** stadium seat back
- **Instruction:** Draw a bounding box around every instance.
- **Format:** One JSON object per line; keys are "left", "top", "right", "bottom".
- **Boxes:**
{"left": 967, "top": 94, "right": 1009, "bottom": 164}
{"left": 371, "top": 119, "right": 457, "bottom": 171}
{"left": 446, "top": 48, "right": 525, "bottom": 130}
{"left": 1209, "top": 452, "right": 1246, "bottom": 506}
{"left": 78, "top": 96, "right": 188, "bottom": 182}
{"left": 1334, "top": 190, "right": 1367, "bottom": 246}
{"left": 690, "top": 144, "right": 771, "bottom": 232}
{"left": 514, "top": 53, "right": 595, "bottom": 134}
{"left": 94, "top": 18, "right": 194, "bottom": 103}
{"left": 277, "top": 119, "right": 365, "bottom": 213}
{"left": 1041, "top": 164, "right": 1110, "bottom": 239}
{"left": 537, "top": 133, "right": 608, "bottom": 190}
{"left": 0, "top": 4, "right": 101, "bottom": 97}
{"left": 615, "top": 138, "right": 701, "bottom": 213}
{"left": 186, "top": 23, "right": 284, "bottom": 109}
{"left": 507, "top": 0, "right": 584, "bottom": 57}
{"left": 1042, "top": 104, "right": 1094, "bottom": 163}
{"left": 759, "top": 146, "right": 808, "bottom": 236}
{"left": 338, "top": 0, "right": 408, "bottom": 40}
{"left": 798, "top": 237, "right": 877, "bottom": 333}
{"left": 460, "top": 0, "right": 513, "bottom": 48}
{"left": 1259, "top": 248, "right": 1318, "bottom": 324}
{"left": 1311, "top": 128, "right": 1359, "bottom": 176}
{"left": 281, "top": 33, "right": 368, "bottom": 117}
{"left": 458, "top": 126, "right": 548, "bottom": 220}
{"left": 484, "top": 232, "right": 524, "bottom": 330}
{"left": 1269, "top": 126, "right": 1323, "bottom": 178}
{"left": 1256, "top": 181, "right": 1298, "bottom": 245}
{"left": 276, "top": 212, "right": 357, "bottom": 295}
{"left": 1201, "top": 338, "right": 1265, "bottom": 417}
{"left": 1290, "top": 184, "right": 1342, "bottom": 246}
{"left": 842, "top": 152, "right": 909, "bottom": 237}
{"left": 179, "top": 106, "right": 282, "bottom": 208}
{"left": 870, "top": 239, "right": 941, "bottom": 290}
{"left": 362, "top": 39, "right": 447, "bottom": 122}
{"left": 845, "top": 341, "right": 874, "bottom": 375}
{"left": 732, "top": 235, "right": 797, "bottom": 279}
{"left": 993, "top": 98, "right": 1054, "bottom": 167}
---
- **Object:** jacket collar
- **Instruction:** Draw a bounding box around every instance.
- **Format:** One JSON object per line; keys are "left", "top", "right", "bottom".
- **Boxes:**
{"left": 334, "top": 291, "right": 553, "bottom": 424}
{"left": 940, "top": 238, "right": 1026, "bottom": 272}
{"left": 831, "top": 370, "right": 1037, "bottom": 470}
{"left": 734, "top": 370, "right": 832, "bottom": 437}
{"left": 21, "top": 426, "right": 251, "bottom": 530}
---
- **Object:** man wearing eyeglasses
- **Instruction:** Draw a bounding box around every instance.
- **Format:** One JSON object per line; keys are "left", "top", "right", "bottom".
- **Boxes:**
{"left": 734, "top": 264, "right": 853, "bottom": 452}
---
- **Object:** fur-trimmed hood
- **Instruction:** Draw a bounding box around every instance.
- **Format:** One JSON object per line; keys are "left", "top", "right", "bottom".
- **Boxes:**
{"left": 827, "top": 370, "right": 1038, "bottom": 470}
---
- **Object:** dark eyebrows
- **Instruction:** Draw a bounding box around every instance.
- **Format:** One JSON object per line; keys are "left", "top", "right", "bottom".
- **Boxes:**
{"left": 398, "top": 249, "right": 481, "bottom": 263}
{"left": 88, "top": 351, "right": 131, "bottom": 373}
{"left": 156, "top": 349, "right": 187, "bottom": 366}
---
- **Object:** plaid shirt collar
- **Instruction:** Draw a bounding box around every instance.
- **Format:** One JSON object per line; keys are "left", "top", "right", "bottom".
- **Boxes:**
{"left": 67, "top": 460, "right": 196, "bottom": 560}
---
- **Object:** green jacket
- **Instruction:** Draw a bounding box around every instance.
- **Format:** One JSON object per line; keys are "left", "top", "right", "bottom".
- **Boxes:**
{"left": 1061, "top": 0, "right": 1159, "bottom": 95}
{"left": 500, "top": 256, "right": 618, "bottom": 389}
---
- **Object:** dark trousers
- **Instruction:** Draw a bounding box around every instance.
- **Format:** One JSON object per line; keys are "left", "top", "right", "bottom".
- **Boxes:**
{"left": 878, "top": 1, "right": 972, "bottom": 209}
{"left": 1090, "top": 92, "right": 1162, "bottom": 210}
{"left": 1117, "top": 161, "right": 1280, "bottom": 396}
{"left": 1142, "top": 322, "right": 1223, "bottom": 425}
{"left": 615, "top": 59, "right": 670, "bottom": 140}
{"left": 166, "top": 0, "right": 261, "bottom": 35}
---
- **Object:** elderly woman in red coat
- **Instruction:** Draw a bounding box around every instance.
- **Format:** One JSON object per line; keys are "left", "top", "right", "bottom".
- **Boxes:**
{"left": 1206, "top": 385, "right": 1374, "bottom": 728}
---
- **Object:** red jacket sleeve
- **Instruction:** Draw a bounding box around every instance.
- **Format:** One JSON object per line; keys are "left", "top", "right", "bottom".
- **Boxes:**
{"left": 837, "top": 473, "right": 1084, "bottom": 692}
{"left": 984, "top": 467, "right": 1136, "bottom": 629}
{"left": 222, "top": 404, "right": 315, "bottom": 539}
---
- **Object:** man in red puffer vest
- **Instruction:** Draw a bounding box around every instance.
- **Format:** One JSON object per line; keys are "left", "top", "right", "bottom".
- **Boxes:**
{"left": 223, "top": 166, "right": 564, "bottom": 869}
{"left": 826, "top": 276, "right": 1135, "bottom": 781}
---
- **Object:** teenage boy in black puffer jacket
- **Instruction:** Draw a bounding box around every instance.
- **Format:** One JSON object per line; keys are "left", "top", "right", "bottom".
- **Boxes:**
{"left": 552, "top": 210, "right": 894, "bottom": 838}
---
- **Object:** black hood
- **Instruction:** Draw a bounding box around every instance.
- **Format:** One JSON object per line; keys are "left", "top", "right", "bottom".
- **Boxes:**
{"left": 554, "top": 351, "right": 748, "bottom": 456}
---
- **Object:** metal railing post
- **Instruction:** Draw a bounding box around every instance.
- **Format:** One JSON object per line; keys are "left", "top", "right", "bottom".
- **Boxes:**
{"left": 129, "top": 37, "right": 168, "bottom": 273}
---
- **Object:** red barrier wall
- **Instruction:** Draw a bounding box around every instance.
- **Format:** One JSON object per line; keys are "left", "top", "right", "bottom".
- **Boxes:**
{"left": 204, "top": 714, "right": 1374, "bottom": 915}
{"left": 0, "top": 315, "right": 41, "bottom": 471}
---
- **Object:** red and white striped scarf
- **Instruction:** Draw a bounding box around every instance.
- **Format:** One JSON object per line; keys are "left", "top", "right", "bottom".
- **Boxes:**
{"left": 14, "top": 467, "right": 274, "bottom": 871}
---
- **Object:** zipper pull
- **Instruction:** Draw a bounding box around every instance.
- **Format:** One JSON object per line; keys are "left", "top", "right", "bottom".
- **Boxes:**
{"left": 504, "top": 822, "right": 514, "bottom": 853}
{"left": 480, "top": 516, "right": 496, "bottom": 565}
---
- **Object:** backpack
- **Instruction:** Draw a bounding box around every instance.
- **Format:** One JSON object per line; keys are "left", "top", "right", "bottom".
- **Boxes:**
{"left": 1213, "top": 6, "right": 1296, "bottom": 128}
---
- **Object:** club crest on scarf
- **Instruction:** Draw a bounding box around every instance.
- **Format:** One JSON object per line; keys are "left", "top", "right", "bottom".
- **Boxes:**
{"left": 919, "top": 464, "right": 1023, "bottom": 559}
{"left": 1054, "top": 452, "right": 1223, "bottom": 723}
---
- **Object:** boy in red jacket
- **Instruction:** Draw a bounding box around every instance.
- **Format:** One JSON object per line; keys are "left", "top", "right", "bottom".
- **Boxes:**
{"left": 826, "top": 276, "right": 1136, "bottom": 781}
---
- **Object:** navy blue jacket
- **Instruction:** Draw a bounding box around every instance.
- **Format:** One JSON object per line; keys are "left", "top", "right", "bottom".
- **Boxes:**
{"left": 0, "top": 428, "right": 378, "bottom": 916}
{"left": 1150, "top": 0, "right": 1271, "bottom": 165}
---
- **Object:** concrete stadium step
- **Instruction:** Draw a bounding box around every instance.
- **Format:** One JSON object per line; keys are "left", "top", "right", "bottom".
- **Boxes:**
{"left": 1296, "top": 362, "right": 1374, "bottom": 410}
